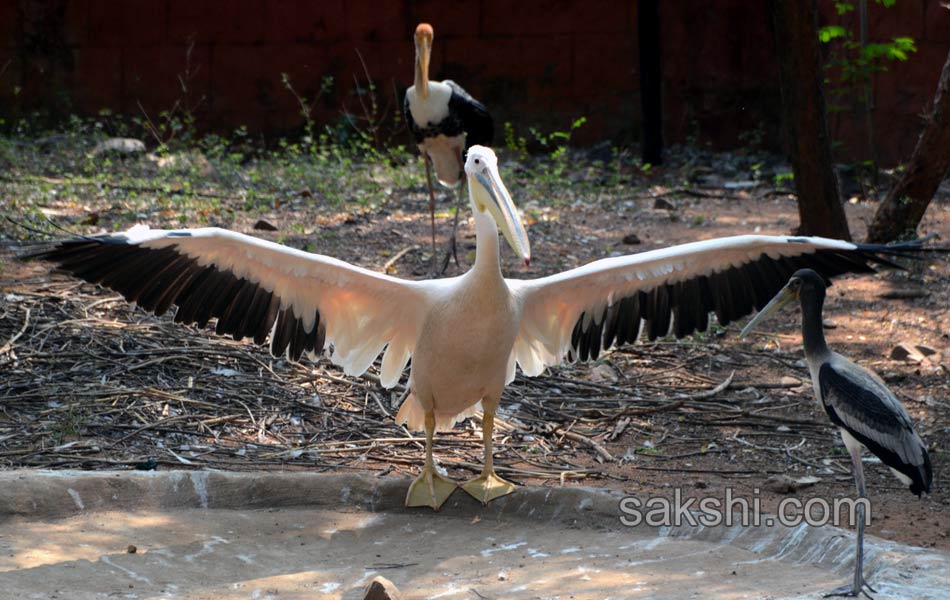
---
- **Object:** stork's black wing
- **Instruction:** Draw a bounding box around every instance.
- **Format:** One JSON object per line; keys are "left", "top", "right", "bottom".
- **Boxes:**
{"left": 445, "top": 80, "right": 493, "bottom": 148}
{"left": 819, "top": 360, "right": 932, "bottom": 496}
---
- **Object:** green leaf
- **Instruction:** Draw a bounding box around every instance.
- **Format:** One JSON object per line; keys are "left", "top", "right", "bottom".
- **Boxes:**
{"left": 892, "top": 36, "right": 918, "bottom": 54}
{"left": 819, "top": 25, "right": 848, "bottom": 43}
{"left": 835, "top": 2, "right": 855, "bottom": 14}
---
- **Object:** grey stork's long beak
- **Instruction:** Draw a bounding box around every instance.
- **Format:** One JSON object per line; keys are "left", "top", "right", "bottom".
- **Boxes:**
{"left": 740, "top": 284, "right": 798, "bottom": 338}
{"left": 471, "top": 164, "right": 531, "bottom": 266}
{"left": 414, "top": 25, "right": 432, "bottom": 100}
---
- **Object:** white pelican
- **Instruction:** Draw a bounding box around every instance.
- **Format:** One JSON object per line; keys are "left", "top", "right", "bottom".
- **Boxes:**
{"left": 404, "top": 22, "right": 493, "bottom": 268}
{"left": 742, "top": 269, "right": 932, "bottom": 598}
{"left": 26, "top": 147, "right": 935, "bottom": 511}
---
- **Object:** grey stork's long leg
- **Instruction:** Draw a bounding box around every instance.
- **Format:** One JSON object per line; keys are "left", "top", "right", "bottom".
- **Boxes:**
{"left": 423, "top": 154, "right": 438, "bottom": 272}
{"left": 439, "top": 182, "right": 465, "bottom": 274}
{"left": 825, "top": 443, "right": 876, "bottom": 599}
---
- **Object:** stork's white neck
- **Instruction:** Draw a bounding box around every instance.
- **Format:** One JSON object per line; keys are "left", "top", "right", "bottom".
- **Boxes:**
{"left": 406, "top": 81, "right": 452, "bottom": 125}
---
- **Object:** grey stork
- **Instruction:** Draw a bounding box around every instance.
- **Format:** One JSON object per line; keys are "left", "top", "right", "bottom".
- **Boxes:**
{"left": 404, "top": 22, "right": 493, "bottom": 271}
{"left": 741, "top": 269, "right": 933, "bottom": 598}
{"left": 24, "top": 147, "right": 938, "bottom": 511}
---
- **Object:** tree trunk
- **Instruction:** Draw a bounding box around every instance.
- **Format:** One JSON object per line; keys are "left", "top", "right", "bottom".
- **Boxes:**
{"left": 768, "top": 0, "right": 852, "bottom": 240}
{"left": 866, "top": 48, "right": 950, "bottom": 242}
{"left": 638, "top": 0, "right": 663, "bottom": 166}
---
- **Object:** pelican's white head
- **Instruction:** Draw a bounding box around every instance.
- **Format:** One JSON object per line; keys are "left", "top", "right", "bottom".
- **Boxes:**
{"left": 465, "top": 145, "right": 531, "bottom": 267}
{"left": 413, "top": 23, "right": 433, "bottom": 99}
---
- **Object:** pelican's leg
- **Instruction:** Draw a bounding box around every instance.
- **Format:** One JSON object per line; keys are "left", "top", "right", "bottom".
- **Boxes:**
{"left": 824, "top": 444, "right": 876, "bottom": 599}
{"left": 405, "top": 411, "right": 457, "bottom": 510}
{"left": 461, "top": 408, "right": 517, "bottom": 504}
{"left": 423, "top": 154, "right": 438, "bottom": 271}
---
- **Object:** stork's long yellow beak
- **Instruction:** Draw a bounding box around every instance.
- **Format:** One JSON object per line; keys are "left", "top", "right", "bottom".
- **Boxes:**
{"left": 740, "top": 284, "right": 798, "bottom": 338}
{"left": 414, "top": 23, "right": 433, "bottom": 100}
{"left": 469, "top": 153, "right": 531, "bottom": 266}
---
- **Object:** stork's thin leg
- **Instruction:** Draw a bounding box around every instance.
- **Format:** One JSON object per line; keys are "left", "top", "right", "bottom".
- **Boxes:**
{"left": 423, "top": 155, "right": 438, "bottom": 272}
{"left": 440, "top": 183, "right": 464, "bottom": 274}
{"left": 405, "top": 411, "right": 456, "bottom": 510}
{"left": 461, "top": 409, "right": 517, "bottom": 504}
{"left": 824, "top": 445, "right": 876, "bottom": 599}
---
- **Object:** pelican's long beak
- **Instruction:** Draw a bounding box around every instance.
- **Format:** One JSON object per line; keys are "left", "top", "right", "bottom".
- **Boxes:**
{"left": 470, "top": 160, "right": 531, "bottom": 266}
{"left": 414, "top": 23, "right": 432, "bottom": 100}
{"left": 740, "top": 284, "right": 798, "bottom": 338}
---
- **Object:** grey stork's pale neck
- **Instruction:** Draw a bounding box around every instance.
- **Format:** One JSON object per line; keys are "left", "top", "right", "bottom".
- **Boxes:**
{"left": 799, "top": 282, "right": 830, "bottom": 358}
{"left": 414, "top": 54, "right": 428, "bottom": 99}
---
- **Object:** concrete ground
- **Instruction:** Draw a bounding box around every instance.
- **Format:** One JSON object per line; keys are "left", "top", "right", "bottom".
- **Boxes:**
{"left": 0, "top": 471, "right": 946, "bottom": 599}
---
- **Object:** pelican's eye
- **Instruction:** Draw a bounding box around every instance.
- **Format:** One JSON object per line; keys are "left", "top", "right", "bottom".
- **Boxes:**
{"left": 474, "top": 158, "right": 481, "bottom": 165}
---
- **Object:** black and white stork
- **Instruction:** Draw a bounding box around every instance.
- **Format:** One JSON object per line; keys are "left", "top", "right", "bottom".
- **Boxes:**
{"left": 742, "top": 269, "right": 933, "bottom": 598}
{"left": 24, "top": 148, "right": 940, "bottom": 511}
{"left": 404, "top": 23, "right": 493, "bottom": 269}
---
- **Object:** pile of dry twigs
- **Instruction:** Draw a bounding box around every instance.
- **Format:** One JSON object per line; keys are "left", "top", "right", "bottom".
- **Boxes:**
{"left": 0, "top": 274, "right": 852, "bottom": 486}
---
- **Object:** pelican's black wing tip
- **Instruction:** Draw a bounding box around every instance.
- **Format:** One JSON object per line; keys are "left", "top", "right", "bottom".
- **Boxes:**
{"left": 857, "top": 233, "right": 949, "bottom": 254}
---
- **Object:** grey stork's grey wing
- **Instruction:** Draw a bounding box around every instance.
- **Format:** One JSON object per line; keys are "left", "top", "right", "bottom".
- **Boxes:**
{"left": 508, "top": 235, "right": 932, "bottom": 376}
{"left": 444, "top": 80, "right": 493, "bottom": 148}
{"left": 819, "top": 361, "right": 932, "bottom": 494}
{"left": 22, "top": 227, "right": 428, "bottom": 388}
{"left": 818, "top": 361, "right": 911, "bottom": 437}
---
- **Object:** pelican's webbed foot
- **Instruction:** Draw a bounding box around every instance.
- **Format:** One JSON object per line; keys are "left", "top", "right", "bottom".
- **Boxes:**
{"left": 406, "top": 465, "right": 457, "bottom": 511}
{"left": 461, "top": 470, "right": 516, "bottom": 505}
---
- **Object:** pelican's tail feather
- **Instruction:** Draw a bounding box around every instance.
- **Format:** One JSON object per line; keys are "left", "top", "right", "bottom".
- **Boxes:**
{"left": 395, "top": 393, "right": 483, "bottom": 432}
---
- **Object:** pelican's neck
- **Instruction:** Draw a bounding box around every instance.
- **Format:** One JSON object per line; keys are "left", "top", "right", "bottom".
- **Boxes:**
{"left": 800, "top": 289, "right": 829, "bottom": 358}
{"left": 472, "top": 206, "right": 502, "bottom": 279}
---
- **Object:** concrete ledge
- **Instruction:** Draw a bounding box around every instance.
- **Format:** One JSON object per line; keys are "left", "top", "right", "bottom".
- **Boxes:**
{"left": 0, "top": 470, "right": 947, "bottom": 599}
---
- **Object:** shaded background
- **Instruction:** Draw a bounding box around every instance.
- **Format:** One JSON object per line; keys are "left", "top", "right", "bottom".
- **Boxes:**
{"left": 2, "top": 0, "right": 948, "bottom": 164}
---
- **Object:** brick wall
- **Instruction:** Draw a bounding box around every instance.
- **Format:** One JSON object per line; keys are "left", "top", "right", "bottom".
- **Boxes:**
{"left": 1, "top": 0, "right": 947, "bottom": 163}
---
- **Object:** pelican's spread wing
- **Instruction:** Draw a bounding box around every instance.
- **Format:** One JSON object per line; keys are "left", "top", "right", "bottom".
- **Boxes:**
{"left": 508, "top": 235, "right": 916, "bottom": 377}
{"left": 26, "top": 226, "right": 428, "bottom": 387}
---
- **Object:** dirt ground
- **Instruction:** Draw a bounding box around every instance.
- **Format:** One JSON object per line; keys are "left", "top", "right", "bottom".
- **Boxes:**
{"left": 1, "top": 152, "right": 948, "bottom": 557}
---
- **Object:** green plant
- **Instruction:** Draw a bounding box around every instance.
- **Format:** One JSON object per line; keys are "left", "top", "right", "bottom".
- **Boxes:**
{"left": 819, "top": 0, "right": 916, "bottom": 170}
{"left": 529, "top": 116, "right": 588, "bottom": 183}
{"left": 136, "top": 35, "right": 206, "bottom": 151}
{"left": 820, "top": 3, "right": 916, "bottom": 105}
{"left": 281, "top": 71, "right": 334, "bottom": 152}
{"left": 774, "top": 171, "right": 795, "bottom": 186}
{"left": 504, "top": 121, "right": 528, "bottom": 158}
{"left": 50, "top": 402, "right": 84, "bottom": 445}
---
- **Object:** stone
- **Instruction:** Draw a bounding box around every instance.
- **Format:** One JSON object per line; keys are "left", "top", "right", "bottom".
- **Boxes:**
{"left": 653, "top": 197, "right": 675, "bottom": 210}
{"left": 890, "top": 342, "right": 926, "bottom": 363}
{"left": 253, "top": 219, "right": 278, "bottom": 231}
{"left": 363, "top": 575, "right": 403, "bottom": 600}
{"left": 91, "top": 138, "right": 146, "bottom": 156}
{"left": 764, "top": 474, "right": 820, "bottom": 494}
{"left": 879, "top": 287, "right": 929, "bottom": 300}
{"left": 622, "top": 233, "right": 641, "bottom": 245}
